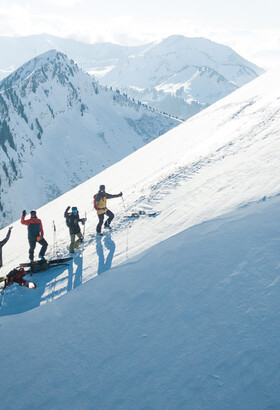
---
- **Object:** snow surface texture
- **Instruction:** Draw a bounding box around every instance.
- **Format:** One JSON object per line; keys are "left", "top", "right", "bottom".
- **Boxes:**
{"left": 1, "top": 196, "right": 280, "bottom": 409}
{"left": 0, "top": 50, "right": 179, "bottom": 228}
{"left": 0, "top": 34, "right": 264, "bottom": 120}
{"left": 0, "top": 67, "right": 280, "bottom": 408}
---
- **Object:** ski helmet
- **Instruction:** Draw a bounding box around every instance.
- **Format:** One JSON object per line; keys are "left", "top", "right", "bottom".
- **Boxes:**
{"left": 99, "top": 185, "right": 105, "bottom": 191}
{"left": 30, "top": 210, "right": 37, "bottom": 218}
{"left": 72, "top": 206, "right": 78, "bottom": 213}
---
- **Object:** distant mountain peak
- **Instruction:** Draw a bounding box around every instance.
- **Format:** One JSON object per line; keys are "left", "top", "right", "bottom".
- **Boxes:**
{"left": 0, "top": 50, "right": 79, "bottom": 92}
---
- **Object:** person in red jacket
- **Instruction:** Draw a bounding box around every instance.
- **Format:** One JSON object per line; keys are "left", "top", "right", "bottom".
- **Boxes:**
{"left": 21, "top": 210, "right": 48, "bottom": 262}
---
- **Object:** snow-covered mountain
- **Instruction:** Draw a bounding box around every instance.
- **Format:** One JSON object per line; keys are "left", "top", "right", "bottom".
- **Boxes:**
{"left": 99, "top": 35, "right": 264, "bottom": 119}
{"left": 0, "top": 50, "right": 179, "bottom": 228}
{"left": 0, "top": 34, "right": 264, "bottom": 120}
{"left": 0, "top": 64, "right": 280, "bottom": 408}
{"left": 0, "top": 33, "right": 148, "bottom": 81}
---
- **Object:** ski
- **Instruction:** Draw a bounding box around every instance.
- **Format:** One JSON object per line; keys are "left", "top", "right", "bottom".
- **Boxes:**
{"left": 20, "top": 257, "right": 72, "bottom": 273}
{"left": 20, "top": 257, "right": 72, "bottom": 267}
{"left": 124, "top": 210, "right": 159, "bottom": 218}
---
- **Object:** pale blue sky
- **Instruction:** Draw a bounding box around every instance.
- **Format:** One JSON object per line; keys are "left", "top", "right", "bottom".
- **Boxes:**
{"left": 0, "top": 0, "right": 280, "bottom": 67}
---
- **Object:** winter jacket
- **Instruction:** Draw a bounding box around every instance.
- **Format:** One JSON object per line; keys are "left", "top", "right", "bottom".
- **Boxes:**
{"left": 21, "top": 215, "right": 44, "bottom": 241}
{"left": 64, "top": 207, "right": 83, "bottom": 235}
{"left": 94, "top": 191, "right": 122, "bottom": 215}
{"left": 0, "top": 229, "right": 11, "bottom": 268}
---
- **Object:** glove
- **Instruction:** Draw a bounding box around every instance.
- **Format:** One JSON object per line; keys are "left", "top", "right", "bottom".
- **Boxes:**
{"left": 8, "top": 226, "right": 13, "bottom": 232}
{"left": 22, "top": 210, "right": 26, "bottom": 217}
{"left": 66, "top": 206, "right": 70, "bottom": 212}
{"left": 119, "top": 192, "right": 123, "bottom": 197}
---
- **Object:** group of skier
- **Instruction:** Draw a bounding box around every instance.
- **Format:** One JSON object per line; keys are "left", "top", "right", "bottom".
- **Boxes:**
{"left": 64, "top": 184, "right": 122, "bottom": 253}
{"left": 0, "top": 185, "right": 122, "bottom": 268}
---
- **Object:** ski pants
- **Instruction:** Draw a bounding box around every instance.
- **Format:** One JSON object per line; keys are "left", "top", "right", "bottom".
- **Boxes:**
{"left": 29, "top": 237, "right": 48, "bottom": 261}
{"left": 69, "top": 232, "right": 83, "bottom": 253}
{"left": 96, "top": 210, "right": 114, "bottom": 233}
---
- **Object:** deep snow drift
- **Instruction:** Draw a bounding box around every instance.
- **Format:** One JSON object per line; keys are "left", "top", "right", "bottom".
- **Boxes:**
{"left": 0, "top": 66, "right": 280, "bottom": 408}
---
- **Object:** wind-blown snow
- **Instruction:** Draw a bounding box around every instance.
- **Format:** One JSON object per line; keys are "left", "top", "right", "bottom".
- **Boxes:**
{"left": 0, "top": 67, "right": 280, "bottom": 408}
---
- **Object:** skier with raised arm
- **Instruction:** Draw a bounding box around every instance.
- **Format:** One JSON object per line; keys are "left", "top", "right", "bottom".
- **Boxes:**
{"left": 94, "top": 185, "right": 122, "bottom": 235}
{"left": 64, "top": 206, "right": 86, "bottom": 253}
{"left": 21, "top": 210, "right": 48, "bottom": 262}
{"left": 0, "top": 226, "right": 12, "bottom": 269}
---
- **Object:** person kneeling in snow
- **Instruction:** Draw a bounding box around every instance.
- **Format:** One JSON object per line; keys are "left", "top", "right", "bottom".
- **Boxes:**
{"left": 21, "top": 210, "right": 48, "bottom": 262}
{"left": 94, "top": 185, "right": 122, "bottom": 235}
{"left": 64, "top": 206, "right": 86, "bottom": 253}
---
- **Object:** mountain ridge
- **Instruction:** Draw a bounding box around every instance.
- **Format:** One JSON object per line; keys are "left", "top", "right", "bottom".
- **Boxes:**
{"left": 97, "top": 35, "right": 264, "bottom": 119}
{"left": 0, "top": 49, "right": 179, "bottom": 228}
{"left": 0, "top": 34, "right": 264, "bottom": 121}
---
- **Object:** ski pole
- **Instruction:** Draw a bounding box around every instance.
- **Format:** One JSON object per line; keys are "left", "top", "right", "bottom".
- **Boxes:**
{"left": 121, "top": 195, "right": 126, "bottom": 211}
{"left": 81, "top": 211, "right": 87, "bottom": 253}
{"left": 52, "top": 220, "right": 58, "bottom": 258}
{"left": 83, "top": 211, "right": 87, "bottom": 237}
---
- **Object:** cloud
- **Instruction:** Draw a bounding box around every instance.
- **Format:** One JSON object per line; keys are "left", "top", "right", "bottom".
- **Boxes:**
{"left": 0, "top": 3, "right": 279, "bottom": 68}
{"left": 0, "top": 4, "right": 78, "bottom": 37}
{"left": 46, "top": 0, "right": 83, "bottom": 6}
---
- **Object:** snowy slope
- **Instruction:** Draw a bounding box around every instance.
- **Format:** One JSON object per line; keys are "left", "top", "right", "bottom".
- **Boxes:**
{"left": 0, "top": 50, "right": 179, "bottom": 228}
{"left": 1, "top": 196, "right": 280, "bottom": 409}
{"left": 1, "top": 66, "right": 279, "bottom": 302}
{"left": 0, "top": 67, "right": 280, "bottom": 408}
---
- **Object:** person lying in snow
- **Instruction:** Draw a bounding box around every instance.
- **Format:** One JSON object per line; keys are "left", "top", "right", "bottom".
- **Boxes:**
{"left": 0, "top": 267, "right": 32, "bottom": 290}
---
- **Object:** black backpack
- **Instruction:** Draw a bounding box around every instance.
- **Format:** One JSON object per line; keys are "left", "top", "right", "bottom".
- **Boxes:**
{"left": 65, "top": 214, "right": 71, "bottom": 228}
{"left": 65, "top": 212, "right": 80, "bottom": 228}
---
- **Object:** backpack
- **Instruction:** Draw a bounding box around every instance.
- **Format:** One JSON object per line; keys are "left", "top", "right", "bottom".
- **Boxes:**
{"left": 65, "top": 214, "right": 72, "bottom": 228}
{"left": 93, "top": 193, "right": 106, "bottom": 210}
{"left": 93, "top": 194, "right": 98, "bottom": 210}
